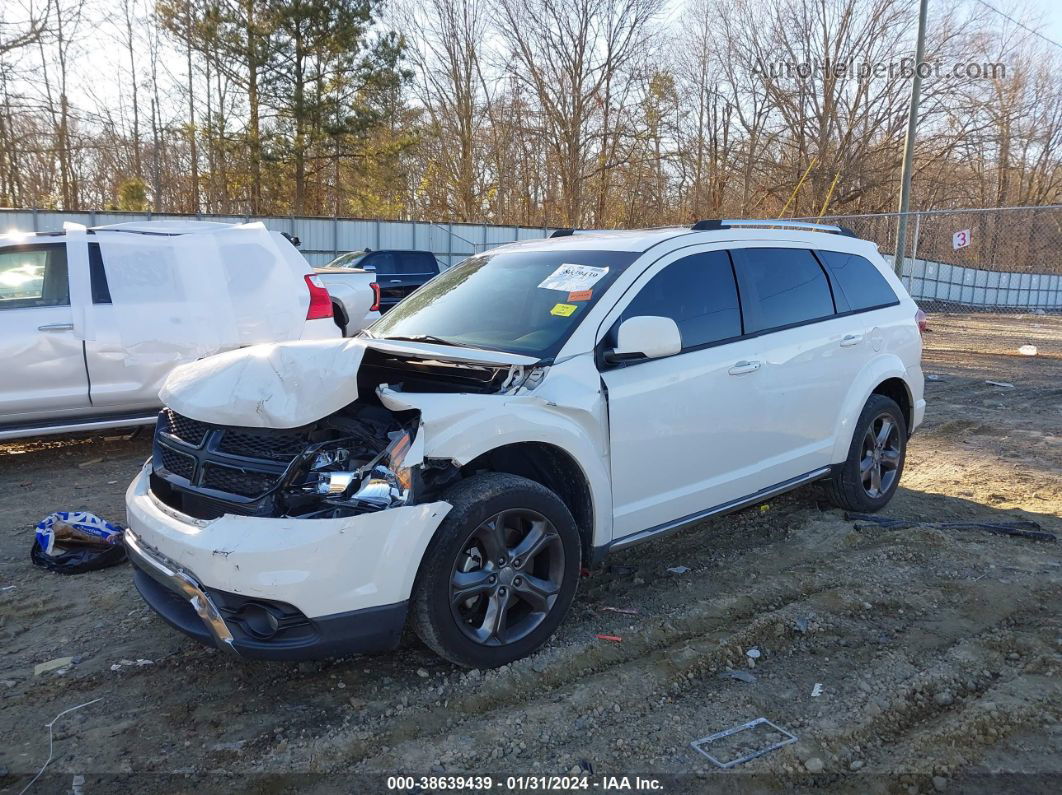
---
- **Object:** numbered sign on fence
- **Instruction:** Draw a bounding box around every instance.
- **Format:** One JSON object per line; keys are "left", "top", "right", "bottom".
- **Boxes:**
{"left": 953, "top": 229, "right": 971, "bottom": 250}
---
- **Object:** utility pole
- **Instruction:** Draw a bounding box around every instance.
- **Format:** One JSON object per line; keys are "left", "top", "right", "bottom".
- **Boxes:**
{"left": 894, "top": 0, "right": 929, "bottom": 275}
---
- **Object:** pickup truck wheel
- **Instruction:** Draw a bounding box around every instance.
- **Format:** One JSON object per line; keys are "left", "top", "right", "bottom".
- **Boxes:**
{"left": 824, "top": 394, "right": 907, "bottom": 512}
{"left": 411, "top": 473, "right": 581, "bottom": 668}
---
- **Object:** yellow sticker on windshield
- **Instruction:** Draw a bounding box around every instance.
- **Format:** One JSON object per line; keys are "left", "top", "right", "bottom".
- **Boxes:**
{"left": 550, "top": 303, "right": 577, "bottom": 317}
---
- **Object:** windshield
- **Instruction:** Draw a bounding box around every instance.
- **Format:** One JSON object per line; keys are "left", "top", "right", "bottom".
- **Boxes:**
{"left": 328, "top": 251, "right": 368, "bottom": 269}
{"left": 368, "top": 249, "right": 638, "bottom": 357}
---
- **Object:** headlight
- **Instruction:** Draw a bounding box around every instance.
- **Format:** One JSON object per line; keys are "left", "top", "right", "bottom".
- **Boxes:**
{"left": 307, "top": 430, "right": 415, "bottom": 511}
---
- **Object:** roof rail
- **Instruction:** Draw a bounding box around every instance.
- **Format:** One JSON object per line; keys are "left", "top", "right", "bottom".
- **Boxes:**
{"left": 691, "top": 219, "right": 857, "bottom": 237}
{"left": 549, "top": 228, "right": 576, "bottom": 238}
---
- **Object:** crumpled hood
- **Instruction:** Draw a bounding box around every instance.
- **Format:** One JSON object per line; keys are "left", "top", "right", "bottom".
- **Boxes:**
{"left": 160, "top": 338, "right": 367, "bottom": 429}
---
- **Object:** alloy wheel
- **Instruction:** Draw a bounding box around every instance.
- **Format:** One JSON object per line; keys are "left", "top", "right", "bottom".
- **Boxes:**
{"left": 860, "top": 412, "right": 902, "bottom": 498}
{"left": 449, "top": 509, "right": 564, "bottom": 646}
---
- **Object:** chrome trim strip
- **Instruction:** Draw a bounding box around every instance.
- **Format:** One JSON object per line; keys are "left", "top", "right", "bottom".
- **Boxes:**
{"left": 609, "top": 467, "right": 832, "bottom": 552}
{"left": 124, "top": 529, "right": 238, "bottom": 655}
{"left": 0, "top": 414, "right": 157, "bottom": 441}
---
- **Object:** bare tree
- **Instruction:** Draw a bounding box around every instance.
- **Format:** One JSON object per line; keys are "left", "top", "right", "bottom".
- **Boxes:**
{"left": 495, "top": 0, "right": 664, "bottom": 226}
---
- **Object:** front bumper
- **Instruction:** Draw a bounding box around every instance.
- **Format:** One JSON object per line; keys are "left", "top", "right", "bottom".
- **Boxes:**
{"left": 124, "top": 464, "right": 451, "bottom": 659}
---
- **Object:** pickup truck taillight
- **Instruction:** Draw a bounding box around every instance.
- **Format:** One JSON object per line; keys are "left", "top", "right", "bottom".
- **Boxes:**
{"left": 915, "top": 308, "right": 927, "bottom": 337}
{"left": 304, "top": 274, "right": 334, "bottom": 320}
{"left": 370, "top": 282, "right": 381, "bottom": 312}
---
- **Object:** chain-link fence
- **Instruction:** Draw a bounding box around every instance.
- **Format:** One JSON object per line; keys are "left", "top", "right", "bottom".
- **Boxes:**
{"left": 810, "top": 206, "right": 1062, "bottom": 360}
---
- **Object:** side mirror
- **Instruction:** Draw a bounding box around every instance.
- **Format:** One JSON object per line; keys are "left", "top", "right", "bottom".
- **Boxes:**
{"left": 606, "top": 316, "right": 682, "bottom": 363}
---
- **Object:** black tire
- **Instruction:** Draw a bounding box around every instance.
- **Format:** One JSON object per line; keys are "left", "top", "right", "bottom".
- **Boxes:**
{"left": 410, "top": 473, "right": 581, "bottom": 668}
{"left": 824, "top": 394, "right": 907, "bottom": 512}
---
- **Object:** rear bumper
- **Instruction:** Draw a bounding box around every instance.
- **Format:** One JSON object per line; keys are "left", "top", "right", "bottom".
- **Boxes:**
{"left": 123, "top": 464, "right": 451, "bottom": 659}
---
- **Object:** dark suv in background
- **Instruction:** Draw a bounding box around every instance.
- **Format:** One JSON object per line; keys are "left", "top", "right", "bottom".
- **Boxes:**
{"left": 326, "top": 249, "right": 441, "bottom": 313}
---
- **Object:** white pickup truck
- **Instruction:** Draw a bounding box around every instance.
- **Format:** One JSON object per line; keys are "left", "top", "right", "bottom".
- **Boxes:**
{"left": 0, "top": 221, "right": 340, "bottom": 440}
{"left": 312, "top": 265, "right": 381, "bottom": 336}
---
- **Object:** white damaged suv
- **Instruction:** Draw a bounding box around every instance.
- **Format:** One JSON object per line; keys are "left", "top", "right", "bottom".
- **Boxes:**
{"left": 124, "top": 221, "right": 925, "bottom": 667}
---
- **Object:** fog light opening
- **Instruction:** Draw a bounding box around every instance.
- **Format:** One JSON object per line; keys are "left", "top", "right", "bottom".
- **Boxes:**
{"left": 239, "top": 603, "right": 281, "bottom": 639}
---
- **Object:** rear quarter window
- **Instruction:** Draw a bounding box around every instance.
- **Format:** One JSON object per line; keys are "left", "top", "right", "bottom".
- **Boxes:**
{"left": 817, "top": 250, "right": 899, "bottom": 311}
{"left": 89, "top": 243, "right": 112, "bottom": 303}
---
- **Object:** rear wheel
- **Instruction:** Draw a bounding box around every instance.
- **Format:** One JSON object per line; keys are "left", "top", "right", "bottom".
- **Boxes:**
{"left": 411, "top": 473, "right": 581, "bottom": 668}
{"left": 824, "top": 394, "right": 907, "bottom": 512}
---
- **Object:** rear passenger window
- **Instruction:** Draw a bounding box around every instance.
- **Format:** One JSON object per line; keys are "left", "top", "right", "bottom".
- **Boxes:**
{"left": 0, "top": 244, "right": 69, "bottom": 310}
{"left": 818, "top": 250, "right": 898, "bottom": 311}
{"left": 732, "top": 248, "right": 835, "bottom": 333}
{"left": 622, "top": 251, "right": 742, "bottom": 350}
{"left": 89, "top": 243, "right": 112, "bottom": 304}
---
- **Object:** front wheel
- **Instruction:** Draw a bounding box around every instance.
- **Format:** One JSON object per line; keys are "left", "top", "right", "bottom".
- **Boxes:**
{"left": 824, "top": 394, "right": 907, "bottom": 512}
{"left": 410, "top": 473, "right": 581, "bottom": 668}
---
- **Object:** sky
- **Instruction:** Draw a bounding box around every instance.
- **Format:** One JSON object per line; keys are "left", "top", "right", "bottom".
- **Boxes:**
{"left": 12, "top": 0, "right": 1062, "bottom": 128}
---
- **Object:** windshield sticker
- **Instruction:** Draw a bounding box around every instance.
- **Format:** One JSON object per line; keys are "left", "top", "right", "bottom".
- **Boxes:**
{"left": 538, "top": 264, "right": 609, "bottom": 292}
{"left": 568, "top": 289, "right": 592, "bottom": 302}
{"left": 550, "top": 303, "right": 578, "bottom": 317}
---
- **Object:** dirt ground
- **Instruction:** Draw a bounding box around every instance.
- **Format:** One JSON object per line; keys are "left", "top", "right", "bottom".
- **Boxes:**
{"left": 1, "top": 313, "right": 1059, "bottom": 793}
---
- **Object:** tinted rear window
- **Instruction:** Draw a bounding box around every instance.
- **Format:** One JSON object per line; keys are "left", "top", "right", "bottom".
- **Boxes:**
{"left": 817, "top": 250, "right": 898, "bottom": 311}
{"left": 732, "top": 248, "right": 835, "bottom": 333}
{"left": 621, "top": 251, "right": 741, "bottom": 349}
{"left": 89, "top": 243, "right": 112, "bottom": 303}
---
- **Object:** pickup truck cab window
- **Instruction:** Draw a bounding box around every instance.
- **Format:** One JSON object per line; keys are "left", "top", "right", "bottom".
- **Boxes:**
{"left": 393, "top": 251, "right": 439, "bottom": 275}
{"left": 731, "top": 247, "right": 835, "bottom": 333}
{"left": 88, "top": 242, "right": 112, "bottom": 304}
{"left": 0, "top": 244, "right": 70, "bottom": 310}
{"left": 365, "top": 252, "right": 394, "bottom": 273}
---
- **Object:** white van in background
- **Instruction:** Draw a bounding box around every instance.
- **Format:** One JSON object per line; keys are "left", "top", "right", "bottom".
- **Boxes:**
{"left": 0, "top": 221, "right": 340, "bottom": 440}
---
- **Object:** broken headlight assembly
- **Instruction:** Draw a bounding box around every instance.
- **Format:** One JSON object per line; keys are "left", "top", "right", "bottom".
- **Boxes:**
{"left": 282, "top": 429, "right": 416, "bottom": 518}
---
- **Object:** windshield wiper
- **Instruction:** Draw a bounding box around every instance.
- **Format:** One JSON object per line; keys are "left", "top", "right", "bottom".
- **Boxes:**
{"left": 379, "top": 334, "right": 475, "bottom": 349}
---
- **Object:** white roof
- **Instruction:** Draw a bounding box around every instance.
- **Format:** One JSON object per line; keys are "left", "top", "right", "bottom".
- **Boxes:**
{"left": 92, "top": 220, "right": 238, "bottom": 235}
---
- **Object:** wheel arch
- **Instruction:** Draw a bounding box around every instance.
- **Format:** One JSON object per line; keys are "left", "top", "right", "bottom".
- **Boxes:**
{"left": 330, "top": 299, "right": 349, "bottom": 334}
{"left": 870, "top": 377, "right": 912, "bottom": 430}
{"left": 829, "top": 355, "right": 914, "bottom": 464}
{"left": 462, "top": 442, "right": 596, "bottom": 566}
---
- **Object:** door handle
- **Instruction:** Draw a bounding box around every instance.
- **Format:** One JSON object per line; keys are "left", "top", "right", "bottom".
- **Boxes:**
{"left": 38, "top": 322, "right": 74, "bottom": 332}
{"left": 728, "top": 360, "right": 762, "bottom": 375}
{"left": 840, "top": 333, "right": 864, "bottom": 347}
{"left": 389, "top": 279, "right": 402, "bottom": 283}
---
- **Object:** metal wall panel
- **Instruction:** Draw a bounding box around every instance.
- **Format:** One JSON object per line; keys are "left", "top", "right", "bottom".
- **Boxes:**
{"left": 5, "top": 209, "right": 1059, "bottom": 308}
